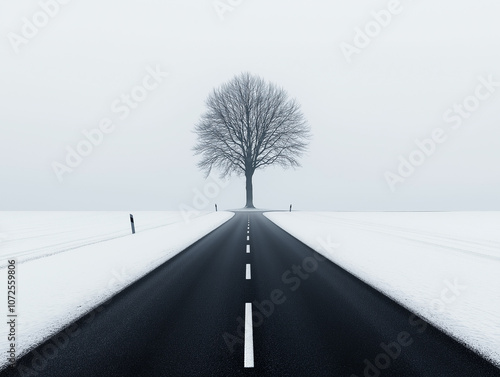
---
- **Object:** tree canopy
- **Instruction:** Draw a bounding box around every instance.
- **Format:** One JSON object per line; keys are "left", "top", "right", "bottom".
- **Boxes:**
{"left": 194, "top": 73, "right": 310, "bottom": 207}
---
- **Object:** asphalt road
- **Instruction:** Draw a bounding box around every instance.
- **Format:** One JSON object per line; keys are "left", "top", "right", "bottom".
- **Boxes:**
{"left": 4, "top": 211, "right": 500, "bottom": 376}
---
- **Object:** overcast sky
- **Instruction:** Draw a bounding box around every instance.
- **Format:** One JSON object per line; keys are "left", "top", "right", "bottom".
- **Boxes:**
{"left": 1, "top": 0, "right": 499, "bottom": 211}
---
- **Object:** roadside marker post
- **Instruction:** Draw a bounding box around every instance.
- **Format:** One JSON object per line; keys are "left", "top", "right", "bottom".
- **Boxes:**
{"left": 130, "top": 214, "right": 135, "bottom": 234}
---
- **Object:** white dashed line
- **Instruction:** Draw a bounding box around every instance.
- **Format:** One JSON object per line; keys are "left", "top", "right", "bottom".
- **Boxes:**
{"left": 247, "top": 236, "right": 249, "bottom": 241}
{"left": 246, "top": 264, "right": 251, "bottom": 279}
{"left": 244, "top": 303, "right": 254, "bottom": 368}
{"left": 246, "top": 245, "right": 250, "bottom": 253}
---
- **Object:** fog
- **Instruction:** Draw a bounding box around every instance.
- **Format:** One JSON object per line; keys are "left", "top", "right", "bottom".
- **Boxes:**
{"left": 1, "top": 0, "right": 499, "bottom": 210}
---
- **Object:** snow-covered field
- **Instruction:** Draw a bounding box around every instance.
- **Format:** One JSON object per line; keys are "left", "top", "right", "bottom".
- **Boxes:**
{"left": 0, "top": 211, "right": 201, "bottom": 266}
{"left": 264, "top": 211, "right": 500, "bottom": 368}
{"left": 0, "top": 211, "right": 233, "bottom": 368}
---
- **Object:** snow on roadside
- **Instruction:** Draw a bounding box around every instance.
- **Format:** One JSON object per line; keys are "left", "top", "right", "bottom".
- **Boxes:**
{"left": 264, "top": 211, "right": 500, "bottom": 368}
{"left": 0, "top": 211, "right": 195, "bottom": 266}
{"left": 0, "top": 211, "right": 233, "bottom": 369}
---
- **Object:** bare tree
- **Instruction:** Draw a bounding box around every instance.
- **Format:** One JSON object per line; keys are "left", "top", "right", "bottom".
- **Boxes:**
{"left": 193, "top": 73, "right": 310, "bottom": 208}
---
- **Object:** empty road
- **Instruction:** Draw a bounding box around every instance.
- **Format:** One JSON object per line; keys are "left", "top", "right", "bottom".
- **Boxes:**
{"left": 4, "top": 212, "right": 500, "bottom": 376}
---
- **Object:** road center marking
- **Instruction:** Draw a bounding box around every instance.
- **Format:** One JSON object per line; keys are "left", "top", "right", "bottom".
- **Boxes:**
{"left": 247, "top": 236, "right": 249, "bottom": 241}
{"left": 246, "top": 264, "right": 251, "bottom": 279}
{"left": 244, "top": 303, "right": 254, "bottom": 368}
{"left": 246, "top": 245, "right": 250, "bottom": 253}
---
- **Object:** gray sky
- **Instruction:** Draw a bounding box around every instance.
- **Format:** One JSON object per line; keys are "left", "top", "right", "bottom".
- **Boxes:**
{"left": 1, "top": 0, "right": 499, "bottom": 211}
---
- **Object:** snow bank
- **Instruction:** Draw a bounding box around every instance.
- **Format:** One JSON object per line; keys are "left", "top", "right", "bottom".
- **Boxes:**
{"left": 0, "top": 211, "right": 233, "bottom": 368}
{"left": 264, "top": 211, "right": 500, "bottom": 367}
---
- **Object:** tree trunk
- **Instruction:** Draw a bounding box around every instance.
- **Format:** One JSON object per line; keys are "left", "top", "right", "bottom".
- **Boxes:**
{"left": 245, "top": 170, "right": 254, "bottom": 208}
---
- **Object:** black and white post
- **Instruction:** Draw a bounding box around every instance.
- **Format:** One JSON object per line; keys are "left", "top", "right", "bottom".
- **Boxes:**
{"left": 130, "top": 214, "right": 135, "bottom": 234}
